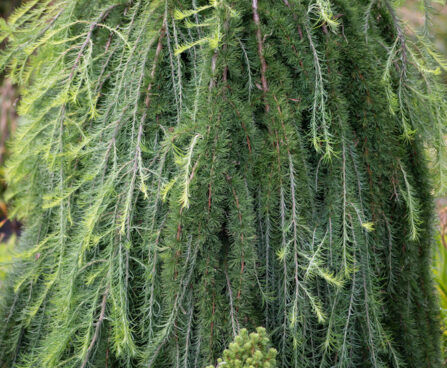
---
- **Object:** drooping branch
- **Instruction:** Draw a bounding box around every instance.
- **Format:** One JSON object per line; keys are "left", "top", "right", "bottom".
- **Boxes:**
{"left": 252, "top": 0, "right": 269, "bottom": 112}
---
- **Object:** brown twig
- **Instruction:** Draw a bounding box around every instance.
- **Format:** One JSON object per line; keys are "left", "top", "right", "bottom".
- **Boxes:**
{"left": 252, "top": 0, "right": 269, "bottom": 112}
{"left": 80, "top": 287, "right": 109, "bottom": 368}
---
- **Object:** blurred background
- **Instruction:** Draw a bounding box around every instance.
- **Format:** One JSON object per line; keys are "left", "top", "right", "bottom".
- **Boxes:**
{"left": 0, "top": 0, "right": 21, "bottom": 283}
{"left": 0, "top": 0, "right": 446, "bottom": 362}
{"left": 397, "top": 1, "right": 447, "bottom": 362}
{"left": 399, "top": 1, "right": 447, "bottom": 53}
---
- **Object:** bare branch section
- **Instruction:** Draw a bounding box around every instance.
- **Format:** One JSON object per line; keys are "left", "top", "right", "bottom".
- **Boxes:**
{"left": 80, "top": 287, "right": 110, "bottom": 368}
{"left": 69, "top": 4, "right": 121, "bottom": 82}
{"left": 145, "top": 25, "right": 167, "bottom": 108}
{"left": 252, "top": 0, "right": 269, "bottom": 112}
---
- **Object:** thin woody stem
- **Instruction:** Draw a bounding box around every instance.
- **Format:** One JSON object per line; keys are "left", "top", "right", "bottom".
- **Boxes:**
{"left": 252, "top": 0, "right": 269, "bottom": 112}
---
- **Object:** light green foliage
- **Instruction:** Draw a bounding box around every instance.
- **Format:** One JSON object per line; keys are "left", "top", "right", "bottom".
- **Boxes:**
{"left": 434, "top": 236, "right": 447, "bottom": 360}
{"left": 0, "top": 0, "right": 445, "bottom": 367}
{"left": 0, "top": 234, "right": 15, "bottom": 281}
{"left": 205, "top": 327, "right": 277, "bottom": 368}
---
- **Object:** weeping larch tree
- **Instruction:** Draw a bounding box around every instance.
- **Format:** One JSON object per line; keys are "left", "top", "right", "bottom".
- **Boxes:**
{"left": 0, "top": 0, "right": 446, "bottom": 367}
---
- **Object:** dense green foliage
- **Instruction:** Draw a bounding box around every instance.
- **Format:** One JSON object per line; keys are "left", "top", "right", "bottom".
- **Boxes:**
{"left": 0, "top": 0, "right": 447, "bottom": 367}
{"left": 205, "top": 327, "right": 277, "bottom": 368}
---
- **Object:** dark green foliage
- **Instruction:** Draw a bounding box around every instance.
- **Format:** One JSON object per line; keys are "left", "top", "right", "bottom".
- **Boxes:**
{"left": 0, "top": 0, "right": 446, "bottom": 367}
{"left": 205, "top": 327, "right": 277, "bottom": 368}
